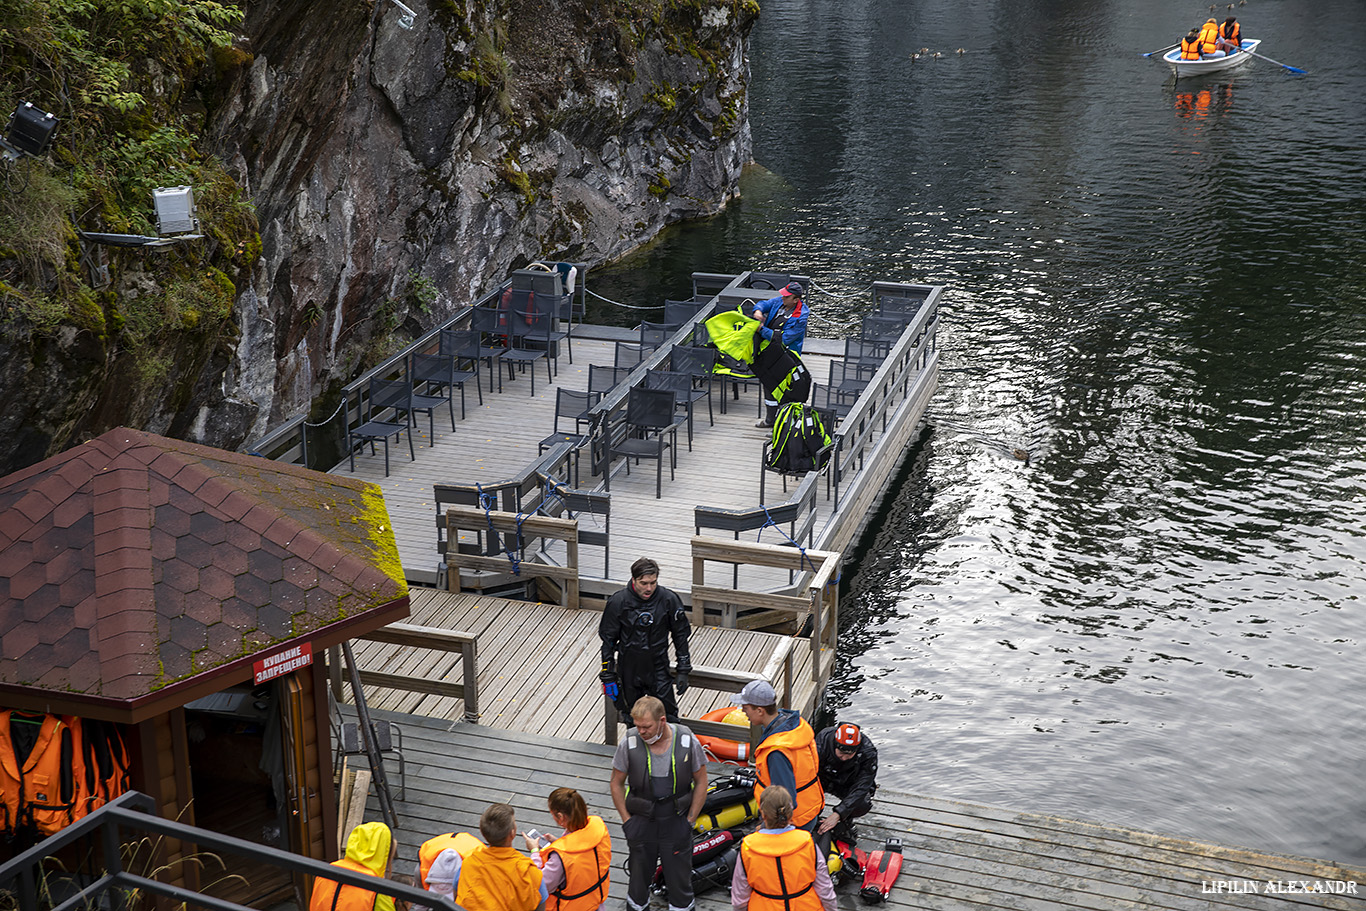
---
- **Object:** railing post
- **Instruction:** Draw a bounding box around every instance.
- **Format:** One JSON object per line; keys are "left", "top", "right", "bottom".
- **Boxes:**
{"left": 604, "top": 697, "right": 620, "bottom": 746}
{"left": 463, "top": 637, "right": 480, "bottom": 723}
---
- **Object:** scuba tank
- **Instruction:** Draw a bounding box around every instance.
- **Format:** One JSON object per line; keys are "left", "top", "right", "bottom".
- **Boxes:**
{"left": 690, "top": 846, "right": 739, "bottom": 895}
{"left": 694, "top": 770, "right": 759, "bottom": 832}
{"left": 694, "top": 798, "right": 757, "bottom": 833}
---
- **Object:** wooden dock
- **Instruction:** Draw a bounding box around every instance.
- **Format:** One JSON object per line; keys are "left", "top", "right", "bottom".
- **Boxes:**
{"left": 348, "top": 589, "right": 822, "bottom": 742}
{"left": 354, "top": 710, "right": 1366, "bottom": 911}
{"left": 332, "top": 333, "right": 842, "bottom": 590}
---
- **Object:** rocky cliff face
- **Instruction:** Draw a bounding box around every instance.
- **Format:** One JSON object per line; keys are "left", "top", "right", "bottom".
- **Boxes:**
{"left": 212, "top": 0, "right": 756, "bottom": 441}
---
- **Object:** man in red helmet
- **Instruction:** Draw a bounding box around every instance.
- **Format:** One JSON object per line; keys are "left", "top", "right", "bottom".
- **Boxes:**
{"left": 813, "top": 722, "right": 879, "bottom": 847}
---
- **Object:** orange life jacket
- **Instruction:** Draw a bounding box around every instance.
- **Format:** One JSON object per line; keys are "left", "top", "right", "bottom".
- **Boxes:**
{"left": 754, "top": 718, "right": 824, "bottom": 828}
{"left": 1198, "top": 21, "right": 1220, "bottom": 53}
{"left": 0, "top": 712, "right": 86, "bottom": 837}
{"left": 1220, "top": 21, "right": 1241, "bottom": 45}
{"left": 739, "top": 829, "right": 823, "bottom": 911}
{"left": 76, "top": 718, "right": 130, "bottom": 818}
{"left": 1180, "top": 36, "right": 1202, "bottom": 60}
{"left": 310, "top": 858, "right": 386, "bottom": 911}
{"left": 418, "top": 831, "right": 483, "bottom": 889}
{"left": 456, "top": 845, "right": 543, "bottom": 911}
{"left": 540, "top": 816, "right": 611, "bottom": 911}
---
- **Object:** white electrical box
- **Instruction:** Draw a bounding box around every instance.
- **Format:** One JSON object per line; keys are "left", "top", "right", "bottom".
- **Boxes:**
{"left": 153, "top": 186, "right": 198, "bottom": 236}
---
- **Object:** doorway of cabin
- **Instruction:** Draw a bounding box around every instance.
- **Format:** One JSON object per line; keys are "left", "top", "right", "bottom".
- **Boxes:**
{"left": 184, "top": 677, "right": 304, "bottom": 906}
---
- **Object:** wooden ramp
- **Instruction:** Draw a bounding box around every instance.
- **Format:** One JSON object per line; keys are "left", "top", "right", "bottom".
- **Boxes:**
{"left": 353, "top": 713, "right": 1366, "bottom": 911}
{"left": 350, "top": 589, "right": 822, "bottom": 743}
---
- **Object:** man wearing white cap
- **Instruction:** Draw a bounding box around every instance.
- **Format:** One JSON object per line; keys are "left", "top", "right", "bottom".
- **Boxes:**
{"left": 733, "top": 680, "right": 824, "bottom": 832}
{"left": 814, "top": 722, "right": 879, "bottom": 847}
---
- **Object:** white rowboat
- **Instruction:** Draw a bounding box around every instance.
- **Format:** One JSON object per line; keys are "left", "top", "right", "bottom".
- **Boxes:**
{"left": 1164, "top": 38, "right": 1261, "bottom": 78}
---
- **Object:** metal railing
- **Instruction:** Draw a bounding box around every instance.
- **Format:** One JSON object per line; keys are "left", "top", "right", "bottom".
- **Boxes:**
{"left": 0, "top": 792, "right": 455, "bottom": 911}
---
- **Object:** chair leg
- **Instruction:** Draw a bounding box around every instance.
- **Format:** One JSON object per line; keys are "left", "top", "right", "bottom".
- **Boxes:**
{"left": 381, "top": 437, "right": 390, "bottom": 477}
{"left": 448, "top": 391, "right": 456, "bottom": 429}
{"left": 404, "top": 427, "right": 414, "bottom": 462}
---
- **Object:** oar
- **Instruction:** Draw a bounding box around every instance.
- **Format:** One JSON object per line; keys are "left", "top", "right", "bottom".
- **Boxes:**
{"left": 1241, "top": 46, "right": 1306, "bottom": 74}
{"left": 1141, "top": 43, "right": 1180, "bottom": 58}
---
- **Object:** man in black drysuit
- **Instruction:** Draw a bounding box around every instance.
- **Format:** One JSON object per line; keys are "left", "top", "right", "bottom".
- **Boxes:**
{"left": 814, "top": 722, "right": 879, "bottom": 851}
{"left": 599, "top": 557, "right": 692, "bottom": 723}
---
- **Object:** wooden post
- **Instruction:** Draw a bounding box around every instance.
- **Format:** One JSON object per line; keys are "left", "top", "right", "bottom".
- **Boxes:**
{"left": 463, "top": 638, "right": 480, "bottom": 723}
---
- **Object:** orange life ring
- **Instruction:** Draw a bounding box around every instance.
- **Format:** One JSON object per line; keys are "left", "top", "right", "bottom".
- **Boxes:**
{"left": 697, "top": 707, "right": 752, "bottom": 762}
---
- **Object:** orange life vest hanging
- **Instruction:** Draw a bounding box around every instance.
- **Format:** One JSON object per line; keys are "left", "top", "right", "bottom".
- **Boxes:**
{"left": 0, "top": 712, "right": 85, "bottom": 837}
{"left": 739, "top": 829, "right": 823, "bottom": 911}
{"left": 540, "top": 816, "right": 611, "bottom": 911}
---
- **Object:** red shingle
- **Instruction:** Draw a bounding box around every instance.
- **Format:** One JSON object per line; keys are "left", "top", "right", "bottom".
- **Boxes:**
{"left": 1, "top": 427, "right": 407, "bottom": 705}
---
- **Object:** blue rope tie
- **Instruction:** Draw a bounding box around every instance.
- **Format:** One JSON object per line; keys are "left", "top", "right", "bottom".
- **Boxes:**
{"left": 475, "top": 483, "right": 521, "bottom": 575}
{"left": 756, "top": 506, "right": 816, "bottom": 574}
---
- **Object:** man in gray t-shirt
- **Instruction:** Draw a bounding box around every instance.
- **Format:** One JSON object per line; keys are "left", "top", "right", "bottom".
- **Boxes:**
{"left": 609, "top": 696, "right": 707, "bottom": 911}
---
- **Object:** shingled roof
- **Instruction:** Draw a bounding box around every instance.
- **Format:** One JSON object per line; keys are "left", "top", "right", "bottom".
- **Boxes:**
{"left": 0, "top": 427, "right": 409, "bottom": 722}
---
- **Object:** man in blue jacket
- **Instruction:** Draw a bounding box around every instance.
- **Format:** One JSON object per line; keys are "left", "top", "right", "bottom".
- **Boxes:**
{"left": 751, "top": 282, "right": 809, "bottom": 428}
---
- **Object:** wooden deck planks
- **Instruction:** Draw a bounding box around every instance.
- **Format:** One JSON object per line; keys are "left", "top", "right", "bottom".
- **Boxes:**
{"left": 337, "top": 334, "right": 865, "bottom": 590}
{"left": 348, "top": 712, "right": 1365, "bottom": 911}
{"left": 351, "top": 590, "right": 810, "bottom": 744}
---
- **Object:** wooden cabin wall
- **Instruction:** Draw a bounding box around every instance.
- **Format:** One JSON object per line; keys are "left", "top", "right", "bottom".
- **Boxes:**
{"left": 306, "top": 663, "right": 338, "bottom": 862}
{"left": 130, "top": 710, "right": 198, "bottom": 894}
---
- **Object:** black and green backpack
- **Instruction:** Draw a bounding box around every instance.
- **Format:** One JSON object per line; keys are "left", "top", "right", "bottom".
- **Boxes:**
{"left": 766, "top": 403, "right": 832, "bottom": 474}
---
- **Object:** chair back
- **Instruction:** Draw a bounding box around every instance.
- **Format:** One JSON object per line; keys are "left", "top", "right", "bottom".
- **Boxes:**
{"left": 640, "top": 320, "right": 681, "bottom": 350}
{"left": 411, "top": 351, "right": 452, "bottom": 385}
{"left": 746, "top": 271, "right": 793, "bottom": 292}
{"left": 670, "top": 346, "right": 716, "bottom": 377}
{"left": 589, "top": 365, "right": 630, "bottom": 396}
{"left": 615, "top": 341, "right": 649, "bottom": 368}
{"left": 645, "top": 369, "right": 690, "bottom": 404}
{"left": 441, "top": 328, "right": 479, "bottom": 358}
{"left": 843, "top": 337, "right": 886, "bottom": 366}
{"left": 861, "top": 313, "right": 904, "bottom": 343}
{"left": 368, "top": 377, "right": 411, "bottom": 416}
{"left": 471, "top": 306, "right": 504, "bottom": 336}
{"left": 554, "top": 388, "right": 600, "bottom": 432}
{"left": 625, "top": 386, "right": 677, "bottom": 431}
{"left": 664, "top": 299, "right": 708, "bottom": 325}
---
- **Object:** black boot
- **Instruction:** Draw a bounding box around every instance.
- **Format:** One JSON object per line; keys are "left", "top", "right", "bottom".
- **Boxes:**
{"left": 755, "top": 402, "right": 778, "bottom": 428}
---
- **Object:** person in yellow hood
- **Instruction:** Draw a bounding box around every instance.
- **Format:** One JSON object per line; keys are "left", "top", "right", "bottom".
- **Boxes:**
{"left": 311, "top": 821, "right": 398, "bottom": 911}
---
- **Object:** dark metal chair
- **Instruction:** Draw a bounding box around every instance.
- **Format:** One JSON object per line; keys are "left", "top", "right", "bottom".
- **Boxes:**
{"left": 469, "top": 307, "right": 511, "bottom": 393}
{"left": 646, "top": 368, "right": 711, "bottom": 448}
{"left": 410, "top": 351, "right": 478, "bottom": 424}
{"left": 371, "top": 376, "right": 447, "bottom": 446}
{"left": 664, "top": 299, "right": 709, "bottom": 326}
{"left": 746, "top": 271, "right": 793, "bottom": 292}
{"left": 861, "top": 314, "right": 905, "bottom": 349}
{"left": 639, "top": 319, "right": 681, "bottom": 350}
{"left": 347, "top": 384, "right": 414, "bottom": 476}
{"left": 499, "top": 294, "right": 553, "bottom": 396}
{"left": 614, "top": 341, "right": 650, "bottom": 369}
{"left": 539, "top": 389, "right": 600, "bottom": 485}
{"left": 441, "top": 328, "right": 499, "bottom": 397}
{"left": 843, "top": 337, "right": 888, "bottom": 368}
{"left": 605, "top": 386, "right": 681, "bottom": 499}
{"left": 589, "top": 364, "right": 632, "bottom": 398}
{"left": 670, "top": 345, "right": 721, "bottom": 415}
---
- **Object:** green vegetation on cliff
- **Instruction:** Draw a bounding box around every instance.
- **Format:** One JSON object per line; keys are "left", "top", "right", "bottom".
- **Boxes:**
{"left": 0, "top": 0, "right": 258, "bottom": 349}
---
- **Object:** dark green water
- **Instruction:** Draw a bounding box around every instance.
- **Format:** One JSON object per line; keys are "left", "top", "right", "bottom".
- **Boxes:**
{"left": 594, "top": 0, "right": 1366, "bottom": 864}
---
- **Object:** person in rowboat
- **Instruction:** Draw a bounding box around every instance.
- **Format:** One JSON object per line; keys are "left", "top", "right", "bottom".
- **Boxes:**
{"left": 1217, "top": 17, "right": 1242, "bottom": 53}
{"left": 1197, "top": 18, "right": 1225, "bottom": 57}
{"left": 1179, "top": 29, "right": 1203, "bottom": 60}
